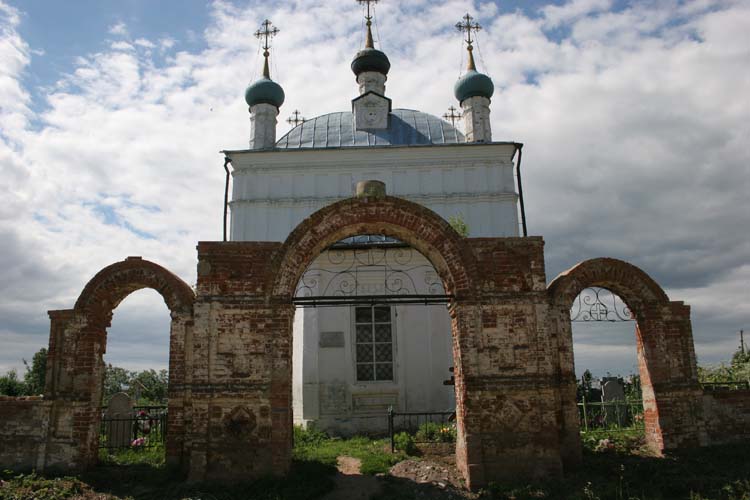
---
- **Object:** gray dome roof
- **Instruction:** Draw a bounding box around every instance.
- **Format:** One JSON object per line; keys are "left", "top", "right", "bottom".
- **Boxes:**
{"left": 276, "top": 109, "right": 465, "bottom": 149}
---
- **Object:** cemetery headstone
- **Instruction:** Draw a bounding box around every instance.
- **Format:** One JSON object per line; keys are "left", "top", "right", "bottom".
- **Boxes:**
{"left": 105, "top": 392, "right": 134, "bottom": 448}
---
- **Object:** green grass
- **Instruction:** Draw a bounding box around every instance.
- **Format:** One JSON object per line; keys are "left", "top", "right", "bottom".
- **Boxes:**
{"left": 98, "top": 442, "right": 167, "bottom": 467}
{"left": 292, "top": 425, "right": 409, "bottom": 475}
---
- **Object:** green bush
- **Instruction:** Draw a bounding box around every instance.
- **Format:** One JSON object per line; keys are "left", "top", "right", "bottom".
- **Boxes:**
{"left": 393, "top": 432, "right": 417, "bottom": 455}
{"left": 415, "top": 421, "right": 456, "bottom": 443}
{"left": 293, "top": 424, "right": 328, "bottom": 448}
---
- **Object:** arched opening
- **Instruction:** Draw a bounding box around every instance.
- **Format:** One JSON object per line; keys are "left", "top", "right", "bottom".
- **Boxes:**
{"left": 47, "top": 257, "right": 195, "bottom": 469}
{"left": 98, "top": 288, "right": 171, "bottom": 465}
{"left": 569, "top": 287, "right": 646, "bottom": 449}
{"left": 549, "top": 258, "right": 702, "bottom": 459}
{"left": 291, "top": 235, "right": 458, "bottom": 451}
{"left": 270, "top": 194, "right": 479, "bottom": 485}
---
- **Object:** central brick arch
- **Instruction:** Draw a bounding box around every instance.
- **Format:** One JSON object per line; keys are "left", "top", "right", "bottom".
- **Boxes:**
{"left": 271, "top": 195, "right": 478, "bottom": 301}
{"left": 548, "top": 258, "right": 704, "bottom": 458}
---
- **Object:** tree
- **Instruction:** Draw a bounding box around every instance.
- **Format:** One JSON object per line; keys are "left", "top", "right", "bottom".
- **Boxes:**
{"left": 22, "top": 348, "right": 47, "bottom": 395}
{"left": 130, "top": 369, "right": 168, "bottom": 404}
{"left": 0, "top": 370, "right": 26, "bottom": 397}
{"left": 103, "top": 364, "right": 132, "bottom": 404}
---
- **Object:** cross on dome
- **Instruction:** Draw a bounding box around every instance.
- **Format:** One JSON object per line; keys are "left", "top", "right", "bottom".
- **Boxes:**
{"left": 287, "top": 110, "right": 306, "bottom": 127}
{"left": 255, "top": 19, "right": 280, "bottom": 78}
{"left": 443, "top": 106, "right": 462, "bottom": 127}
{"left": 357, "top": 0, "right": 379, "bottom": 49}
{"left": 456, "top": 13, "right": 481, "bottom": 71}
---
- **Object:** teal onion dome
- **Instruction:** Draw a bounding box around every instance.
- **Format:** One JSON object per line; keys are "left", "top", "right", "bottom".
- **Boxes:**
{"left": 454, "top": 70, "right": 494, "bottom": 104}
{"left": 245, "top": 77, "right": 285, "bottom": 108}
{"left": 351, "top": 48, "right": 391, "bottom": 77}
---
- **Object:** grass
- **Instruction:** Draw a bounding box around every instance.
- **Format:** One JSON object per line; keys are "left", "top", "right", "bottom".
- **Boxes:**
{"left": 292, "top": 425, "right": 409, "bottom": 475}
{"left": 99, "top": 442, "right": 167, "bottom": 467}
{"left": 1, "top": 426, "right": 749, "bottom": 499}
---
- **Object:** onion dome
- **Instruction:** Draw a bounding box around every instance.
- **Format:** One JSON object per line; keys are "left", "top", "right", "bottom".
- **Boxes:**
{"left": 454, "top": 13, "right": 494, "bottom": 104}
{"left": 245, "top": 77, "right": 285, "bottom": 108}
{"left": 351, "top": 47, "right": 391, "bottom": 77}
{"left": 454, "top": 70, "right": 494, "bottom": 104}
{"left": 351, "top": 5, "right": 390, "bottom": 77}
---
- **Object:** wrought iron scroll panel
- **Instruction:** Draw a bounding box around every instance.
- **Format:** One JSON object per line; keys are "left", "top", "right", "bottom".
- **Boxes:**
{"left": 570, "top": 287, "right": 634, "bottom": 322}
{"left": 294, "top": 244, "right": 451, "bottom": 307}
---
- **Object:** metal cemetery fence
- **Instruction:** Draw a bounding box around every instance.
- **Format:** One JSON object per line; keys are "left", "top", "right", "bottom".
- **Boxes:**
{"left": 578, "top": 399, "right": 644, "bottom": 432}
{"left": 99, "top": 405, "right": 168, "bottom": 450}
{"left": 387, "top": 407, "right": 455, "bottom": 452}
{"left": 702, "top": 381, "right": 750, "bottom": 391}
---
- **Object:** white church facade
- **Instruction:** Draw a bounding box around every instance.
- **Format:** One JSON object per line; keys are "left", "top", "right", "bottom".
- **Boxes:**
{"left": 223, "top": 9, "right": 523, "bottom": 434}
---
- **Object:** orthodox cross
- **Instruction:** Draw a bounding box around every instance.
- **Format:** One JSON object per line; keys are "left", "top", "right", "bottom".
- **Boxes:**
{"left": 287, "top": 110, "right": 306, "bottom": 127}
{"left": 456, "top": 13, "right": 481, "bottom": 70}
{"left": 255, "top": 19, "right": 280, "bottom": 78}
{"left": 356, "top": 0, "right": 379, "bottom": 48}
{"left": 443, "top": 106, "right": 462, "bottom": 126}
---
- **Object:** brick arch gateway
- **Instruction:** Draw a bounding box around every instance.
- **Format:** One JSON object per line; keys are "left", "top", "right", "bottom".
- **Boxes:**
{"left": 547, "top": 258, "right": 705, "bottom": 461}
{"left": 4, "top": 184, "right": 750, "bottom": 488}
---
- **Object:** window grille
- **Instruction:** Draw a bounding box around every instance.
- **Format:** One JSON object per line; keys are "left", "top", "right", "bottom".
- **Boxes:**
{"left": 354, "top": 305, "right": 394, "bottom": 381}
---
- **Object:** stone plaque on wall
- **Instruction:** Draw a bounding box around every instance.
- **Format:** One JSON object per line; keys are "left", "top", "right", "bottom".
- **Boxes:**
{"left": 319, "top": 331, "right": 345, "bottom": 348}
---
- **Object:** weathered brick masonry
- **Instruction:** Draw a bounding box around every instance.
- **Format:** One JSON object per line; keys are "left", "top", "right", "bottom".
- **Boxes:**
{"left": 1, "top": 193, "right": 748, "bottom": 489}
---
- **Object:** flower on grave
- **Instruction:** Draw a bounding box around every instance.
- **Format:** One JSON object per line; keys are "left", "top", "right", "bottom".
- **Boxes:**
{"left": 131, "top": 437, "right": 146, "bottom": 448}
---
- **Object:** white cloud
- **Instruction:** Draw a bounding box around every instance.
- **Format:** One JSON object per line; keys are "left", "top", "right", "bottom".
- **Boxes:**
{"left": 108, "top": 21, "right": 128, "bottom": 37}
{"left": 540, "top": 0, "right": 613, "bottom": 28}
{"left": 0, "top": 0, "right": 748, "bottom": 378}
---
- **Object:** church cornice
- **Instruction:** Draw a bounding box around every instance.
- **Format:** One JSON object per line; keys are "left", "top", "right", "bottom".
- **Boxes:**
{"left": 229, "top": 191, "right": 519, "bottom": 208}
{"left": 224, "top": 142, "right": 520, "bottom": 171}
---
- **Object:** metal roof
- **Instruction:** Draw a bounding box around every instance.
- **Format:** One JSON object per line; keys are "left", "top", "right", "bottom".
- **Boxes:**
{"left": 275, "top": 109, "right": 465, "bottom": 149}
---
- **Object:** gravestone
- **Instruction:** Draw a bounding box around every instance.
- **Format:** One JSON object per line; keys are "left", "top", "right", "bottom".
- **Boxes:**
{"left": 105, "top": 392, "right": 133, "bottom": 448}
{"left": 601, "top": 377, "right": 625, "bottom": 402}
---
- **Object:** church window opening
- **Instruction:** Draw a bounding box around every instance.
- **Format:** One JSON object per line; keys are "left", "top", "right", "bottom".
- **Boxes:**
{"left": 355, "top": 305, "right": 394, "bottom": 381}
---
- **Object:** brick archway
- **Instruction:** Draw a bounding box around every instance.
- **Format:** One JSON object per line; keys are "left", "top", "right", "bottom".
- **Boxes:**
{"left": 269, "top": 194, "right": 486, "bottom": 483}
{"left": 271, "top": 195, "right": 478, "bottom": 301}
{"left": 45, "top": 257, "right": 194, "bottom": 469}
{"left": 548, "top": 258, "right": 704, "bottom": 458}
{"left": 74, "top": 256, "right": 194, "bottom": 325}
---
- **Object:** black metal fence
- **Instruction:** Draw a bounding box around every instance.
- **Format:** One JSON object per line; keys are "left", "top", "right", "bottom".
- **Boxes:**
{"left": 387, "top": 407, "right": 455, "bottom": 452}
{"left": 99, "top": 405, "right": 168, "bottom": 450}
{"left": 578, "top": 399, "right": 643, "bottom": 432}
{"left": 702, "top": 381, "right": 750, "bottom": 391}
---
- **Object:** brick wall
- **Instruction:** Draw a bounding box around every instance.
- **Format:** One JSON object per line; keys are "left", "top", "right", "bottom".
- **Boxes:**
{"left": 0, "top": 397, "right": 49, "bottom": 470}
{"left": 703, "top": 390, "right": 750, "bottom": 444}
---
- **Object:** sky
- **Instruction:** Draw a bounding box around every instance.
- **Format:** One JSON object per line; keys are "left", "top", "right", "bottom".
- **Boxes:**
{"left": 0, "top": 0, "right": 748, "bottom": 381}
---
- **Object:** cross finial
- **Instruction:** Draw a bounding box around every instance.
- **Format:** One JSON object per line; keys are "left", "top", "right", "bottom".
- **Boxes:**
{"left": 443, "top": 106, "right": 462, "bottom": 126}
{"left": 255, "top": 19, "right": 280, "bottom": 78}
{"left": 357, "top": 0, "right": 380, "bottom": 49}
{"left": 287, "top": 110, "right": 306, "bottom": 127}
{"left": 456, "top": 13, "right": 481, "bottom": 71}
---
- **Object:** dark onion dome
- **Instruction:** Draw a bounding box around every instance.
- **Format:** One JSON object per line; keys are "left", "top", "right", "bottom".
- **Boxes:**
{"left": 454, "top": 70, "right": 494, "bottom": 104}
{"left": 244, "top": 76, "right": 285, "bottom": 108}
{"left": 351, "top": 47, "right": 391, "bottom": 77}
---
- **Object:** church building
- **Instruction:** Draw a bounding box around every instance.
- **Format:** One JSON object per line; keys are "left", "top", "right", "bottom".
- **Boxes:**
{"left": 223, "top": 6, "right": 523, "bottom": 434}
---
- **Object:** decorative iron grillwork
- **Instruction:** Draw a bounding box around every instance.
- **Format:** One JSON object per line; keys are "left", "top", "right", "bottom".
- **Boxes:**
{"left": 294, "top": 241, "right": 450, "bottom": 307}
{"left": 570, "top": 287, "right": 634, "bottom": 322}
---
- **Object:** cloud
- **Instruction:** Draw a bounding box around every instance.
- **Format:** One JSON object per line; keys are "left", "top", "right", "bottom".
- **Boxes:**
{"left": 108, "top": 22, "right": 128, "bottom": 37}
{"left": 0, "top": 0, "right": 748, "bottom": 380}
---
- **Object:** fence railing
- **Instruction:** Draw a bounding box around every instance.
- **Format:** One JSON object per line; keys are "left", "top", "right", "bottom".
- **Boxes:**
{"left": 701, "top": 381, "right": 750, "bottom": 391}
{"left": 99, "top": 405, "right": 168, "bottom": 450}
{"left": 578, "top": 399, "right": 643, "bottom": 432}
{"left": 387, "top": 407, "right": 455, "bottom": 452}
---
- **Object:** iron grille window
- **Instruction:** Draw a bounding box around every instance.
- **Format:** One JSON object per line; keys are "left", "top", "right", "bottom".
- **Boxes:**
{"left": 354, "top": 306, "right": 394, "bottom": 381}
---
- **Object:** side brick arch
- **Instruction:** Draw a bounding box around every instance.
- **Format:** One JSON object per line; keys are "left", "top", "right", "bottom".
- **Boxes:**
{"left": 45, "top": 257, "right": 195, "bottom": 470}
{"left": 547, "top": 257, "right": 704, "bottom": 459}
